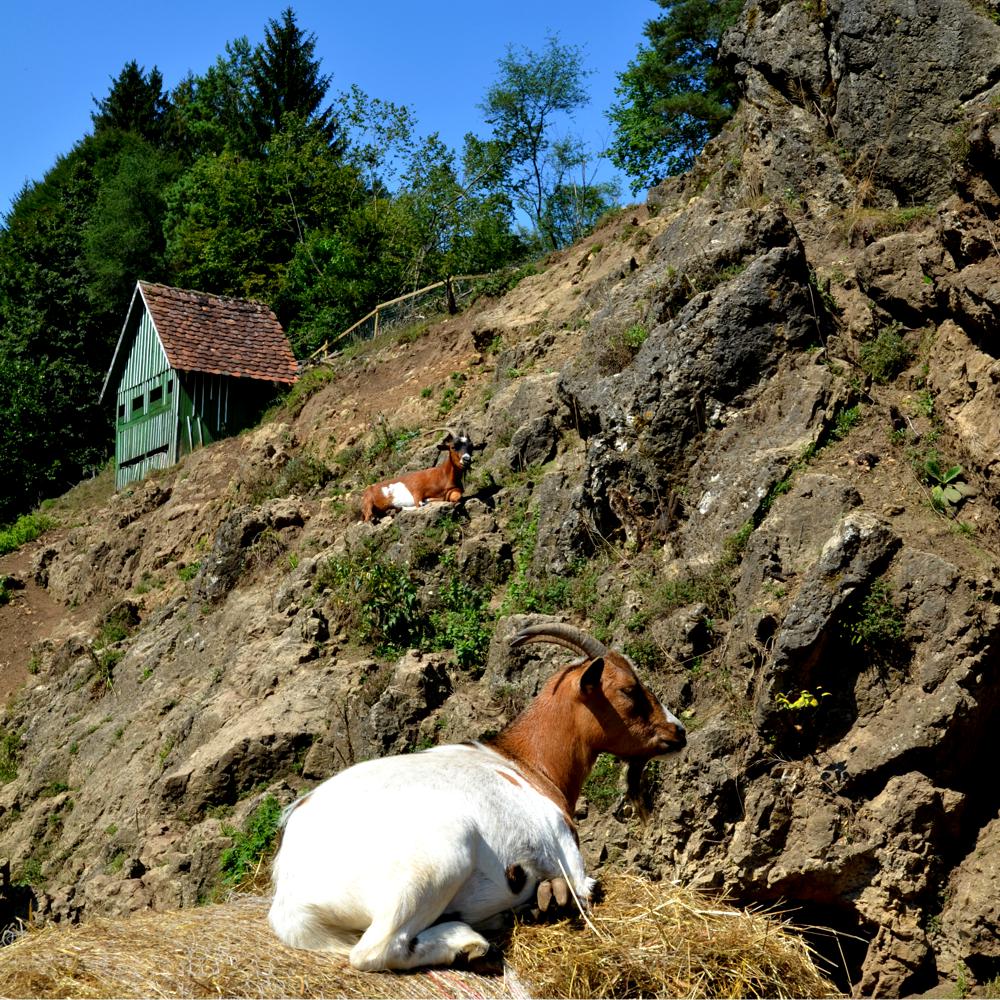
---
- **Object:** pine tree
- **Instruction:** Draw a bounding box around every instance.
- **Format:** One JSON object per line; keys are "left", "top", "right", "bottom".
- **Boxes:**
{"left": 608, "top": 0, "right": 743, "bottom": 193}
{"left": 249, "top": 7, "right": 338, "bottom": 148}
{"left": 91, "top": 60, "right": 170, "bottom": 145}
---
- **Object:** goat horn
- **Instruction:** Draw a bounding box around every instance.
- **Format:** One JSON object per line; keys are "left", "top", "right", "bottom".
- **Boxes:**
{"left": 510, "top": 623, "right": 607, "bottom": 660}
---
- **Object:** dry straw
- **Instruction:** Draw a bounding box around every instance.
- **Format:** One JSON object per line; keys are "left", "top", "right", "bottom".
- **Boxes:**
{"left": 0, "top": 875, "right": 841, "bottom": 999}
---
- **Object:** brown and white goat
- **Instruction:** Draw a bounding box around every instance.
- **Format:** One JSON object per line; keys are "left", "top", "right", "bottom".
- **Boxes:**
{"left": 360, "top": 429, "right": 480, "bottom": 522}
{"left": 268, "top": 622, "right": 685, "bottom": 971}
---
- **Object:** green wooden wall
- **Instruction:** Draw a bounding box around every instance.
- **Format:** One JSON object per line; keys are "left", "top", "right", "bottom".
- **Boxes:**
{"left": 114, "top": 309, "right": 282, "bottom": 488}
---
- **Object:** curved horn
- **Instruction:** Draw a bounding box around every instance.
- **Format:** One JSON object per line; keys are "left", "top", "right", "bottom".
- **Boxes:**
{"left": 510, "top": 622, "right": 608, "bottom": 660}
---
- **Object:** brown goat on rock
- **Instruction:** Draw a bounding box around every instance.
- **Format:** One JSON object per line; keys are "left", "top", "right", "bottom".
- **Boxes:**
{"left": 361, "top": 430, "right": 480, "bottom": 522}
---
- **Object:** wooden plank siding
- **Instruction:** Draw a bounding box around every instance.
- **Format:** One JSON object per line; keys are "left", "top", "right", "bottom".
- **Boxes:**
{"left": 114, "top": 311, "right": 175, "bottom": 489}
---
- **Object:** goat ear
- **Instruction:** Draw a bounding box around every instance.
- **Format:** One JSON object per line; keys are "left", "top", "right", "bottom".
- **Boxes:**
{"left": 438, "top": 433, "right": 454, "bottom": 450}
{"left": 580, "top": 657, "right": 605, "bottom": 696}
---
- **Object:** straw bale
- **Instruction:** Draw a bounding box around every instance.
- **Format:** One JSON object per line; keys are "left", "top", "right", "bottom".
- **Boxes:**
{"left": 507, "top": 874, "right": 843, "bottom": 999}
{"left": 0, "top": 876, "right": 841, "bottom": 999}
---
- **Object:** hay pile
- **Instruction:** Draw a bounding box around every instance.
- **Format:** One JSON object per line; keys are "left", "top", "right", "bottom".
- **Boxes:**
{"left": 0, "top": 876, "right": 841, "bottom": 999}
{"left": 507, "top": 874, "right": 842, "bottom": 999}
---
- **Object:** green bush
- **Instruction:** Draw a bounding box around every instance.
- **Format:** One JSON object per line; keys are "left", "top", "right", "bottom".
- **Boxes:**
{"left": 582, "top": 753, "right": 621, "bottom": 811}
{"left": 277, "top": 366, "right": 336, "bottom": 419}
{"left": 0, "top": 727, "right": 20, "bottom": 783}
{"left": 317, "top": 542, "right": 426, "bottom": 655}
{"left": 219, "top": 795, "right": 283, "bottom": 887}
{"left": 430, "top": 570, "right": 493, "bottom": 670}
{"left": 0, "top": 512, "right": 56, "bottom": 556}
{"left": 474, "top": 264, "right": 538, "bottom": 301}
{"left": 845, "top": 579, "right": 907, "bottom": 669}
{"left": 859, "top": 325, "right": 912, "bottom": 384}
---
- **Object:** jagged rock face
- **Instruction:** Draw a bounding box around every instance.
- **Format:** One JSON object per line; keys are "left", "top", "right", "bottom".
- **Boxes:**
{"left": 560, "top": 204, "right": 819, "bottom": 546}
{"left": 726, "top": 0, "right": 1000, "bottom": 205}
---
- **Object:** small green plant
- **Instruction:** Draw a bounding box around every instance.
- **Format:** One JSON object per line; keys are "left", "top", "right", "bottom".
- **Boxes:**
{"left": 923, "top": 458, "right": 974, "bottom": 512}
{"left": 847, "top": 579, "right": 906, "bottom": 656}
{"left": 582, "top": 753, "right": 621, "bottom": 812}
{"left": 14, "top": 857, "right": 44, "bottom": 888}
{"left": 134, "top": 571, "right": 164, "bottom": 594}
{"left": 219, "top": 794, "right": 283, "bottom": 888}
{"left": 859, "top": 324, "right": 912, "bottom": 383}
{"left": 830, "top": 404, "right": 862, "bottom": 440}
{"left": 316, "top": 541, "right": 426, "bottom": 655}
{"left": 0, "top": 727, "right": 20, "bottom": 783}
{"left": 177, "top": 561, "right": 201, "bottom": 582}
{"left": 438, "top": 387, "right": 459, "bottom": 416}
{"left": 105, "top": 849, "right": 127, "bottom": 875}
{"left": 276, "top": 365, "right": 336, "bottom": 419}
{"left": 774, "top": 688, "right": 831, "bottom": 711}
{"left": 420, "top": 387, "right": 432, "bottom": 399}
{"left": 473, "top": 263, "right": 538, "bottom": 301}
{"left": 430, "top": 567, "right": 494, "bottom": 671}
{"left": 598, "top": 323, "right": 650, "bottom": 373}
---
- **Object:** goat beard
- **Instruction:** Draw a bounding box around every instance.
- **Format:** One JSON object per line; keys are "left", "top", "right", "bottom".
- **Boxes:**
{"left": 624, "top": 757, "right": 653, "bottom": 819}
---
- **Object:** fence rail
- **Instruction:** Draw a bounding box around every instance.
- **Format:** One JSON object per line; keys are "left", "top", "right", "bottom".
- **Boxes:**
{"left": 309, "top": 274, "right": 489, "bottom": 360}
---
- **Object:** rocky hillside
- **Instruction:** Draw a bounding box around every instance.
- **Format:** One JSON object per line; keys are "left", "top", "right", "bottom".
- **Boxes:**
{"left": 3, "top": 0, "right": 1000, "bottom": 995}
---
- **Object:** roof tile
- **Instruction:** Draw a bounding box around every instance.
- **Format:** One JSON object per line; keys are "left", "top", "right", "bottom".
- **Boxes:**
{"left": 139, "top": 282, "right": 298, "bottom": 384}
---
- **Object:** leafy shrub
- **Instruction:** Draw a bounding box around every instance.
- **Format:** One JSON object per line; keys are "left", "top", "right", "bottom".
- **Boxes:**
{"left": 317, "top": 542, "right": 426, "bottom": 655}
{"left": 246, "top": 453, "right": 333, "bottom": 504}
{"left": 0, "top": 512, "right": 56, "bottom": 556}
{"left": 830, "top": 404, "right": 862, "bottom": 440}
{"left": 430, "top": 569, "right": 493, "bottom": 670}
{"left": 845, "top": 579, "right": 907, "bottom": 668}
{"left": 474, "top": 263, "right": 538, "bottom": 301}
{"left": 219, "top": 795, "right": 283, "bottom": 888}
{"left": 177, "top": 562, "right": 201, "bottom": 582}
{"left": 598, "top": 323, "right": 650, "bottom": 373}
{"left": 582, "top": 753, "right": 621, "bottom": 811}
{"left": 277, "top": 365, "right": 336, "bottom": 419}
{"left": 0, "top": 727, "right": 20, "bottom": 783}
{"left": 923, "top": 458, "right": 974, "bottom": 512}
{"left": 859, "top": 325, "right": 912, "bottom": 383}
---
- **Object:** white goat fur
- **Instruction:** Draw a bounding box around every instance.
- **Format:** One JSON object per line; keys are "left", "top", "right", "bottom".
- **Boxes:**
{"left": 268, "top": 740, "right": 591, "bottom": 970}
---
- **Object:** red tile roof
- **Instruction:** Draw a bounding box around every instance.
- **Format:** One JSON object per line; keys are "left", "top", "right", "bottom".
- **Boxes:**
{"left": 139, "top": 281, "right": 298, "bottom": 384}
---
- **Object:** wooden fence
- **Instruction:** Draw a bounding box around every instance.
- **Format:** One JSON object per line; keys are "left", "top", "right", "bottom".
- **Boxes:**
{"left": 309, "top": 274, "right": 489, "bottom": 360}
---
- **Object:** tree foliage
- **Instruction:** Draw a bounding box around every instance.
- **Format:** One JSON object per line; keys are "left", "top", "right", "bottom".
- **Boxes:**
{"left": 91, "top": 61, "right": 171, "bottom": 145}
{"left": 608, "top": 0, "right": 744, "bottom": 193}
{"left": 249, "top": 7, "right": 338, "bottom": 150}
{"left": 476, "top": 36, "right": 617, "bottom": 250}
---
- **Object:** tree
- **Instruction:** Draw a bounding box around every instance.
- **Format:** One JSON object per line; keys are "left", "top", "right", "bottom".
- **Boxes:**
{"left": 91, "top": 60, "right": 170, "bottom": 145}
{"left": 608, "top": 0, "right": 744, "bottom": 193}
{"left": 168, "top": 38, "right": 258, "bottom": 157}
{"left": 477, "top": 35, "right": 596, "bottom": 248}
{"left": 83, "top": 135, "right": 180, "bottom": 307}
{"left": 249, "top": 7, "right": 338, "bottom": 149}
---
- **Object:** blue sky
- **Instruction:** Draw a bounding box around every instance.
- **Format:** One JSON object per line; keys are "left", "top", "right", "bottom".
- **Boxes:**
{"left": 0, "top": 0, "right": 656, "bottom": 218}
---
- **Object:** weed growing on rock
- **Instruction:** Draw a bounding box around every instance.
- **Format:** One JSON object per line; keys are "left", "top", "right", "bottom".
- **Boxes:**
{"left": 859, "top": 323, "right": 912, "bottom": 383}
{"left": 844, "top": 579, "right": 909, "bottom": 681}
{"left": 219, "top": 795, "right": 283, "bottom": 890}
{"left": 429, "top": 561, "right": 493, "bottom": 671}
{"left": 923, "top": 458, "right": 974, "bottom": 513}
{"left": 582, "top": 752, "right": 622, "bottom": 812}
{"left": 0, "top": 728, "right": 19, "bottom": 783}
{"left": 317, "top": 541, "right": 426, "bottom": 655}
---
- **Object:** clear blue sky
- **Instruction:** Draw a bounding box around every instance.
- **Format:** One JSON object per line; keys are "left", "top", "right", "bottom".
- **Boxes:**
{"left": 0, "top": 0, "right": 656, "bottom": 218}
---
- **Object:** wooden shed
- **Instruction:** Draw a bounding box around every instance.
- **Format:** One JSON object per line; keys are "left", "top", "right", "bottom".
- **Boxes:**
{"left": 100, "top": 281, "right": 298, "bottom": 489}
